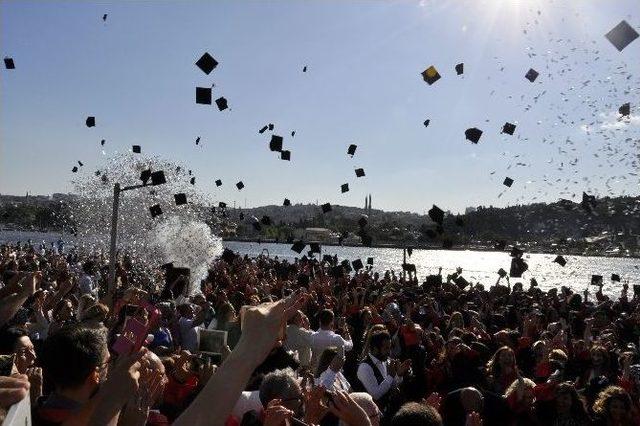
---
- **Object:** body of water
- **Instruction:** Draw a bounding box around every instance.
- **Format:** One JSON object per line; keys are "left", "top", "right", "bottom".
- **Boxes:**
{"left": 2, "top": 230, "right": 638, "bottom": 299}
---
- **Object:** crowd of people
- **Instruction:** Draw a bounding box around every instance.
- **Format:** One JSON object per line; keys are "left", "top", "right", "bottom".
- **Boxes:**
{"left": 1, "top": 240, "right": 639, "bottom": 426}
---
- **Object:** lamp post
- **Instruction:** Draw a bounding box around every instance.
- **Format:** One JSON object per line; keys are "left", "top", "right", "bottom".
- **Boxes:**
{"left": 106, "top": 171, "right": 166, "bottom": 306}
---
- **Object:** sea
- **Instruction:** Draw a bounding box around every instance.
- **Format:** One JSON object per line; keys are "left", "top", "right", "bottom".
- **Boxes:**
{"left": 2, "top": 230, "right": 638, "bottom": 299}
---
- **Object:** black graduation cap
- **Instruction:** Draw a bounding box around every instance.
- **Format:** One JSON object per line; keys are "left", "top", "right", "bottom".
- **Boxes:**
{"left": 352, "top": 259, "right": 364, "bottom": 270}
{"left": 509, "top": 257, "right": 528, "bottom": 277}
{"left": 86, "top": 116, "right": 96, "bottom": 127}
{"left": 259, "top": 125, "right": 269, "bottom": 134}
{"left": 78, "top": 161, "right": 84, "bottom": 167}
{"left": 4, "top": 57, "right": 15, "bottom": 69}
{"left": 150, "top": 171, "right": 166, "bottom": 185}
{"left": 494, "top": 240, "right": 507, "bottom": 250}
{"left": 605, "top": 20, "right": 639, "bottom": 52}
{"left": 442, "top": 239, "right": 453, "bottom": 249}
{"left": 465, "top": 127, "right": 482, "bottom": 143}
{"left": 502, "top": 122, "right": 516, "bottom": 135}
{"left": 455, "top": 216, "right": 464, "bottom": 226}
{"left": 341, "top": 183, "right": 349, "bottom": 193}
{"left": 553, "top": 255, "right": 567, "bottom": 267}
{"left": 428, "top": 205, "right": 444, "bottom": 224}
{"left": 503, "top": 177, "right": 514, "bottom": 187}
{"left": 268, "top": 123, "right": 274, "bottom": 131}
{"left": 421, "top": 65, "right": 441, "bottom": 85}
{"left": 218, "top": 202, "right": 226, "bottom": 208}
{"left": 174, "top": 193, "right": 187, "bottom": 205}
{"left": 406, "top": 247, "right": 413, "bottom": 256}
{"left": 525, "top": 68, "right": 539, "bottom": 82}
{"left": 101, "top": 139, "right": 105, "bottom": 146}
{"left": 355, "top": 168, "right": 365, "bottom": 177}
{"left": 510, "top": 246, "right": 524, "bottom": 257}
{"left": 619, "top": 103, "right": 630, "bottom": 117}
{"left": 281, "top": 150, "right": 291, "bottom": 161}
{"left": 321, "top": 203, "right": 332, "bottom": 213}
{"left": 102, "top": 13, "right": 107, "bottom": 22}
{"left": 71, "top": 166, "right": 78, "bottom": 173}
{"left": 347, "top": 144, "right": 357, "bottom": 156}
{"left": 195, "top": 137, "right": 200, "bottom": 145}
{"left": 322, "top": 254, "right": 333, "bottom": 263}
{"left": 149, "top": 204, "right": 163, "bottom": 218}
{"left": 455, "top": 63, "right": 464, "bottom": 75}
{"left": 132, "top": 145, "right": 141, "bottom": 154}
{"left": 190, "top": 177, "right": 196, "bottom": 185}
{"left": 611, "top": 273, "right": 621, "bottom": 282}
{"left": 303, "top": 66, "right": 307, "bottom": 72}
{"left": 497, "top": 268, "right": 507, "bottom": 278}
{"left": 215, "top": 97, "right": 228, "bottom": 111}
{"left": 358, "top": 216, "right": 368, "bottom": 227}
{"left": 309, "top": 242, "right": 321, "bottom": 253}
{"left": 195, "top": 52, "right": 219, "bottom": 75}
{"left": 591, "top": 275, "right": 603, "bottom": 286}
{"left": 215, "top": 179, "right": 222, "bottom": 187}
{"left": 196, "top": 87, "right": 212, "bottom": 105}
{"left": 291, "top": 241, "right": 306, "bottom": 254}
{"left": 283, "top": 198, "right": 291, "bottom": 206}
{"left": 423, "top": 119, "right": 430, "bottom": 127}
{"left": 291, "top": 131, "right": 296, "bottom": 137}
{"left": 367, "top": 257, "right": 374, "bottom": 265}
{"left": 236, "top": 181, "right": 244, "bottom": 190}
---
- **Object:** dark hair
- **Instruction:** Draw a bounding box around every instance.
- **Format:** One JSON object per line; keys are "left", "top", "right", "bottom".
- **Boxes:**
{"left": 316, "top": 347, "right": 339, "bottom": 378}
{"left": 41, "top": 324, "right": 107, "bottom": 390}
{"left": 369, "top": 330, "right": 391, "bottom": 352}
{"left": 0, "top": 327, "right": 29, "bottom": 354}
{"left": 318, "top": 309, "right": 335, "bottom": 328}
{"left": 391, "top": 402, "right": 442, "bottom": 426}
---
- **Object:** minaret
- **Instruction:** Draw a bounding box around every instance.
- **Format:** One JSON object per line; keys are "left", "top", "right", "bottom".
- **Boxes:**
{"left": 368, "top": 194, "right": 372, "bottom": 216}
{"left": 364, "top": 196, "right": 368, "bottom": 211}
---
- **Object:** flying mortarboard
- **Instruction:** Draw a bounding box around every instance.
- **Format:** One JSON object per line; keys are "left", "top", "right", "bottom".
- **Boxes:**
{"left": 423, "top": 119, "right": 430, "bottom": 127}
{"left": 611, "top": 273, "right": 621, "bottom": 282}
{"left": 455, "top": 63, "right": 464, "bottom": 75}
{"left": 367, "top": 257, "right": 374, "bottom": 265}
{"left": 421, "top": 65, "right": 441, "bottom": 85}
{"left": 503, "top": 177, "right": 514, "bottom": 187}
{"left": 347, "top": 144, "right": 357, "bottom": 156}
{"left": 525, "top": 68, "right": 539, "bottom": 82}
{"left": 101, "top": 139, "right": 105, "bottom": 146}
{"left": 281, "top": 150, "right": 291, "bottom": 161}
{"left": 355, "top": 168, "right": 365, "bottom": 177}
{"left": 259, "top": 125, "right": 269, "bottom": 134}
{"left": 591, "top": 275, "right": 603, "bottom": 286}
{"left": 4, "top": 57, "right": 15, "bottom": 69}
{"left": 303, "top": 66, "right": 307, "bottom": 72}
{"left": 236, "top": 181, "right": 244, "bottom": 190}
{"left": 140, "top": 170, "right": 152, "bottom": 184}
{"left": 174, "top": 193, "right": 187, "bottom": 205}
{"left": 132, "top": 145, "right": 141, "bottom": 154}
{"left": 291, "top": 241, "right": 306, "bottom": 254}
{"left": 215, "top": 97, "right": 228, "bottom": 111}
{"left": 195, "top": 52, "right": 219, "bottom": 75}
{"left": 150, "top": 171, "right": 166, "bottom": 185}
{"left": 195, "top": 137, "right": 200, "bottom": 145}
{"left": 215, "top": 179, "right": 222, "bottom": 187}
{"left": 283, "top": 198, "right": 291, "bottom": 206}
{"left": 291, "top": 131, "right": 296, "bottom": 137}
{"left": 352, "top": 259, "right": 364, "bottom": 270}
{"left": 502, "top": 122, "right": 516, "bottom": 135}
{"left": 553, "top": 255, "right": 567, "bottom": 267}
{"left": 619, "top": 103, "right": 630, "bottom": 117}
{"left": 309, "top": 242, "right": 321, "bottom": 253}
{"left": 605, "top": 20, "right": 639, "bottom": 51}
{"left": 269, "top": 135, "right": 283, "bottom": 152}
{"left": 321, "top": 203, "right": 332, "bottom": 213}
{"left": 102, "top": 14, "right": 107, "bottom": 21}
{"left": 341, "top": 183, "right": 349, "bottom": 193}
{"left": 218, "top": 202, "right": 227, "bottom": 208}
{"left": 428, "top": 205, "right": 444, "bottom": 224}
{"left": 71, "top": 166, "right": 78, "bottom": 173}
{"left": 86, "top": 116, "right": 96, "bottom": 127}
{"left": 196, "top": 87, "right": 212, "bottom": 105}
{"left": 78, "top": 161, "right": 83, "bottom": 167}
{"left": 190, "top": 177, "right": 196, "bottom": 185}
{"left": 465, "top": 127, "right": 482, "bottom": 143}
{"left": 149, "top": 204, "right": 163, "bottom": 218}
{"left": 268, "top": 123, "right": 274, "bottom": 131}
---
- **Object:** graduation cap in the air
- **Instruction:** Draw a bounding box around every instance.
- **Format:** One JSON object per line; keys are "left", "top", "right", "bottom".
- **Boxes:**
{"left": 605, "top": 20, "right": 639, "bottom": 52}
{"left": 591, "top": 275, "right": 603, "bottom": 286}
{"left": 149, "top": 204, "right": 163, "bottom": 218}
{"left": 321, "top": 203, "right": 332, "bottom": 213}
{"left": 352, "top": 259, "right": 364, "bottom": 271}
{"left": 355, "top": 168, "right": 365, "bottom": 177}
{"left": 619, "top": 103, "right": 630, "bottom": 117}
{"left": 503, "top": 177, "right": 514, "bottom": 187}
{"left": 502, "top": 122, "right": 516, "bottom": 135}
{"left": 150, "top": 171, "right": 166, "bottom": 185}
{"left": 309, "top": 242, "right": 321, "bottom": 253}
{"left": 281, "top": 150, "right": 291, "bottom": 161}
{"left": 71, "top": 166, "right": 78, "bottom": 173}
{"left": 465, "top": 127, "right": 482, "bottom": 143}
{"left": 190, "top": 177, "right": 196, "bottom": 185}
{"left": 358, "top": 216, "right": 368, "bottom": 228}
{"left": 291, "top": 241, "right": 306, "bottom": 254}
{"left": 421, "top": 65, "right": 441, "bottom": 85}
{"left": 269, "top": 135, "right": 283, "bottom": 152}
{"left": 174, "top": 193, "right": 187, "bottom": 206}
{"left": 215, "top": 97, "right": 228, "bottom": 111}
{"left": 195, "top": 52, "right": 219, "bottom": 75}
{"left": 259, "top": 125, "right": 269, "bottom": 134}
{"left": 268, "top": 123, "right": 274, "bottom": 131}
{"left": 218, "top": 202, "right": 227, "bottom": 208}
{"left": 86, "top": 116, "right": 96, "bottom": 127}
{"left": 132, "top": 145, "right": 141, "bottom": 154}
{"left": 367, "top": 257, "right": 374, "bottom": 265}
{"left": 341, "top": 183, "right": 349, "bottom": 193}
{"left": 611, "top": 273, "right": 621, "bottom": 282}
{"left": 283, "top": 198, "right": 291, "bottom": 206}
{"left": 195, "top": 137, "right": 200, "bottom": 145}
{"left": 291, "top": 131, "right": 296, "bottom": 137}
{"left": 101, "top": 139, "right": 105, "bottom": 146}
{"left": 102, "top": 13, "right": 107, "bottom": 22}
{"left": 77, "top": 161, "right": 84, "bottom": 167}
{"left": 497, "top": 268, "right": 508, "bottom": 278}
{"left": 196, "top": 87, "right": 212, "bottom": 105}
{"left": 236, "top": 181, "right": 244, "bottom": 190}
{"left": 215, "top": 179, "right": 222, "bottom": 187}
{"left": 347, "top": 144, "right": 357, "bottom": 156}
{"left": 423, "top": 119, "right": 430, "bottom": 127}
{"left": 4, "top": 57, "right": 15, "bottom": 69}
{"left": 428, "top": 205, "right": 444, "bottom": 225}
{"left": 303, "top": 65, "right": 307, "bottom": 72}
{"left": 553, "top": 255, "right": 567, "bottom": 267}
{"left": 525, "top": 68, "right": 539, "bottom": 82}
{"left": 322, "top": 254, "right": 333, "bottom": 264}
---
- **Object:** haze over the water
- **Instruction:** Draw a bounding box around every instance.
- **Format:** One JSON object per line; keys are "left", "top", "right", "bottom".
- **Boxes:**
{"left": 1, "top": 0, "right": 639, "bottom": 214}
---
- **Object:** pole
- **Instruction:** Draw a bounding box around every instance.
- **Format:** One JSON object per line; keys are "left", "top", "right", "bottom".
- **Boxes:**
{"left": 403, "top": 248, "right": 406, "bottom": 281}
{"left": 107, "top": 183, "right": 120, "bottom": 306}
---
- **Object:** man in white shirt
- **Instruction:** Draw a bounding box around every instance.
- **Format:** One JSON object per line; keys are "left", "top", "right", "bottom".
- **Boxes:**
{"left": 356, "top": 329, "right": 411, "bottom": 405}
{"left": 284, "top": 310, "right": 314, "bottom": 368}
{"left": 310, "top": 309, "right": 353, "bottom": 371}
{"left": 177, "top": 303, "right": 209, "bottom": 352}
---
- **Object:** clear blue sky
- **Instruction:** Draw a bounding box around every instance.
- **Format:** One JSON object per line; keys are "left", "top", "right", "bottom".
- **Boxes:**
{"left": 1, "top": 0, "right": 638, "bottom": 214}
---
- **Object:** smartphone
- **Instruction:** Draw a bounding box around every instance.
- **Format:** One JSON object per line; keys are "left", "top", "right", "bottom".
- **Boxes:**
{"left": 112, "top": 317, "right": 148, "bottom": 355}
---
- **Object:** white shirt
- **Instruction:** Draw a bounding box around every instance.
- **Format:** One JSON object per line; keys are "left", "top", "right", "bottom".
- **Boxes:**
{"left": 356, "top": 354, "right": 401, "bottom": 401}
{"left": 231, "top": 390, "right": 263, "bottom": 420}
{"left": 316, "top": 368, "right": 351, "bottom": 393}
{"left": 285, "top": 325, "right": 314, "bottom": 368}
{"left": 178, "top": 317, "right": 199, "bottom": 352}
{"left": 310, "top": 329, "right": 353, "bottom": 370}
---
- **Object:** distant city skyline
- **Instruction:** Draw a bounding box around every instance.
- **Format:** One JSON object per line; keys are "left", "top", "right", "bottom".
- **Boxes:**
{"left": 1, "top": 0, "right": 639, "bottom": 215}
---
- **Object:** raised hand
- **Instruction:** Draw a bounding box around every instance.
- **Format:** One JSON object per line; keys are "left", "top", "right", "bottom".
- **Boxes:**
{"left": 263, "top": 399, "right": 294, "bottom": 426}
{"left": 0, "top": 375, "right": 29, "bottom": 409}
{"left": 327, "top": 390, "right": 371, "bottom": 426}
